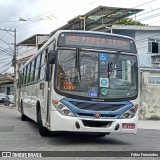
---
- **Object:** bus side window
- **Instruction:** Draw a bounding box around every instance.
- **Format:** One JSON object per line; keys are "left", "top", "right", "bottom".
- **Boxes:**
{"left": 29, "top": 59, "right": 36, "bottom": 83}
{"left": 24, "top": 66, "right": 28, "bottom": 85}
{"left": 32, "top": 58, "right": 37, "bottom": 82}
{"left": 21, "top": 68, "right": 25, "bottom": 86}
{"left": 35, "top": 54, "right": 41, "bottom": 81}
{"left": 39, "top": 51, "right": 46, "bottom": 80}
{"left": 26, "top": 65, "right": 30, "bottom": 85}
{"left": 28, "top": 62, "right": 32, "bottom": 84}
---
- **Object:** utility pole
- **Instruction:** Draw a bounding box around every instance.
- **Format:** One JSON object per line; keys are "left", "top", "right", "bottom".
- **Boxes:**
{"left": 0, "top": 28, "right": 17, "bottom": 107}
{"left": 79, "top": 16, "right": 86, "bottom": 31}
{"left": 13, "top": 29, "right": 17, "bottom": 107}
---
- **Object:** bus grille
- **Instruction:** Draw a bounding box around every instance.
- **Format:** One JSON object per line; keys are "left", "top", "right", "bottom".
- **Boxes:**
{"left": 77, "top": 113, "right": 116, "bottom": 118}
{"left": 69, "top": 101, "right": 123, "bottom": 111}
{"left": 82, "top": 120, "right": 112, "bottom": 128}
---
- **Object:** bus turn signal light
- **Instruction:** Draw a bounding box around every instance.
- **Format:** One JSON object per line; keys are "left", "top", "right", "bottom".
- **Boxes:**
{"left": 53, "top": 100, "right": 59, "bottom": 105}
{"left": 122, "top": 123, "right": 135, "bottom": 129}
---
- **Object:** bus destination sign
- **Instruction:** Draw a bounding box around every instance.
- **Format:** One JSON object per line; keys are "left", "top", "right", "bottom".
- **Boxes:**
{"left": 58, "top": 32, "right": 136, "bottom": 53}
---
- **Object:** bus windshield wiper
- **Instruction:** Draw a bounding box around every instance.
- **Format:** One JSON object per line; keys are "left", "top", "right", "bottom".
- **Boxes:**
{"left": 75, "top": 48, "right": 81, "bottom": 81}
{"left": 108, "top": 51, "right": 121, "bottom": 77}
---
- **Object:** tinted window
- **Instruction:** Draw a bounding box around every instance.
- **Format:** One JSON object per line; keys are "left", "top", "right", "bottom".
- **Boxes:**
{"left": 36, "top": 55, "right": 41, "bottom": 69}
{"left": 39, "top": 50, "right": 46, "bottom": 80}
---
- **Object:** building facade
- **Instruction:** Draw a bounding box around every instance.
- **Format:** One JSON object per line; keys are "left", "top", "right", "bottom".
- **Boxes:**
{"left": 16, "top": 34, "right": 50, "bottom": 77}
{"left": 0, "top": 73, "right": 14, "bottom": 94}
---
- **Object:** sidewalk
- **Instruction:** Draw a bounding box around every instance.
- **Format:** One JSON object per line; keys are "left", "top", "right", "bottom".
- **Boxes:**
{"left": 138, "top": 120, "right": 160, "bottom": 130}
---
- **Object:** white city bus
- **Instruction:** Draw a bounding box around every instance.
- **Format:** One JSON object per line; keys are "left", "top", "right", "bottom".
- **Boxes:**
{"left": 18, "top": 30, "right": 140, "bottom": 137}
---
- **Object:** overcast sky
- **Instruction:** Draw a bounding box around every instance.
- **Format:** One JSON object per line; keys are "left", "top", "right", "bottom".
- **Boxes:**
{"left": 0, "top": 0, "right": 160, "bottom": 42}
{"left": 0, "top": 0, "right": 160, "bottom": 73}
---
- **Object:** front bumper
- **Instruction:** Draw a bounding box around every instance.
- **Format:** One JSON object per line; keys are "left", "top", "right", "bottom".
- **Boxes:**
{"left": 49, "top": 111, "right": 138, "bottom": 134}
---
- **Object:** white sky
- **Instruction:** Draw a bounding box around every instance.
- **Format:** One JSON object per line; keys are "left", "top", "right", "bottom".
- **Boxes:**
{"left": 0, "top": 0, "right": 160, "bottom": 73}
{"left": 0, "top": 0, "right": 159, "bottom": 42}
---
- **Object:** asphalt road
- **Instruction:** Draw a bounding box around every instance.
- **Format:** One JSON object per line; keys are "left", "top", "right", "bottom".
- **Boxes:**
{"left": 0, "top": 104, "right": 160, "bottom": 160}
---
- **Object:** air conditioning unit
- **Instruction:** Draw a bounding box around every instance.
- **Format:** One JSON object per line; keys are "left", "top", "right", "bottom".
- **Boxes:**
{"left": 152, "top": 56, "right": 160, "bottom": 64}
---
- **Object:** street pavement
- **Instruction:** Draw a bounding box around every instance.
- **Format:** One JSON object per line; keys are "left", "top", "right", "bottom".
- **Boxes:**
{"left": 1, "top": 103, "right": 160, "bottom": 130}
{"left": 0, "top": 104, "right": 160, "bottom": 160}
{"left": 138, "top": 120, "right": 160, "bottom": 130}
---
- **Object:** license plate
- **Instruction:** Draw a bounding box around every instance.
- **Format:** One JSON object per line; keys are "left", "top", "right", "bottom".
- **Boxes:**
{"left": 122, "top": 123, "right": 135, "bottom": 129}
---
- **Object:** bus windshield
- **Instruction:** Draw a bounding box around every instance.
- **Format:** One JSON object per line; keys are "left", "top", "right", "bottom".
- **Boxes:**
{"left": 56, "top": 49, "right": 138, "bottom": 100}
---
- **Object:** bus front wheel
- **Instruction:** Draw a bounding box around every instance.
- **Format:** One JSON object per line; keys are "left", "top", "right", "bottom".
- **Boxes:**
{"left": 37, "top": 108, "right": 50, "bottom": 137}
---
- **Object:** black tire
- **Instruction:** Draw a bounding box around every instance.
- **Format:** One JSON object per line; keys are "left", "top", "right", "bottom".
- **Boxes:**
{"left": 20, "top": 102, "right": 27, "bottom": 121}
{"left": 37, "top": 108, "right": 50, "bottom": 137}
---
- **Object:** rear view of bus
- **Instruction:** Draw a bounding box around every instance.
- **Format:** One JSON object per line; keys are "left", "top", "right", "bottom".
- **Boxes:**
{"left": 50, "top": 30, "right": 139, "bottom": 136}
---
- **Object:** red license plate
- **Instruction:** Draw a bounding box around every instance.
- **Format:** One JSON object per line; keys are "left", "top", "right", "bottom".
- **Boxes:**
{"left": 122, "top": 123, "right": 135, "bottom": 129}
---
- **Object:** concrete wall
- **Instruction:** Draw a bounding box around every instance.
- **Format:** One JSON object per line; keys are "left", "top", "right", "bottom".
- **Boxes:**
{"left": 140, "top": 71, "right": 160, "bottom": 120}
{"left": 113, "top": 30, "right": 135, "bottom": 39}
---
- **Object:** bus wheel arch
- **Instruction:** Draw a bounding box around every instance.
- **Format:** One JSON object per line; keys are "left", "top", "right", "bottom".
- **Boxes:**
{"left": 20, "top": 100, "right": 27, "bottom": 121}
{"left": 36, "top": 101, "right": 50, "bottom": 137}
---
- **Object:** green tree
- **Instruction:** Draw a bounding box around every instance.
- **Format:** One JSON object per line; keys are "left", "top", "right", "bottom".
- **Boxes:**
{"left": 114, "top": 18, "right": 147, "bottom": 26}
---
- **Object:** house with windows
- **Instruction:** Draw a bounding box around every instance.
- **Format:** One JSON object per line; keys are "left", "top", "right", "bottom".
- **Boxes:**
{"left": 0, "top": 73, "right": 14, "bottom": 94}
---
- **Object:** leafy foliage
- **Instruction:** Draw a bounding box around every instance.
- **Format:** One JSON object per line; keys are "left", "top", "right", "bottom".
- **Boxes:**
{"left": 114, "top": 18, "right": 147, "bottom": 26}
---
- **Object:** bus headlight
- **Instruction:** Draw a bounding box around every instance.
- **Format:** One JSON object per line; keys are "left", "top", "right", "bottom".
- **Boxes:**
{"left": 120, "top": 105, "right": 138, "bottom": 119}
{"left": 53, "top": 102, "right": 75, "bottom": 117}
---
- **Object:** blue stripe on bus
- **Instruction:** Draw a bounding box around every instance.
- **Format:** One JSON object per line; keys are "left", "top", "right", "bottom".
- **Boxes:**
{"left": 60, "top": 98, "right": 133, "bottom": 119}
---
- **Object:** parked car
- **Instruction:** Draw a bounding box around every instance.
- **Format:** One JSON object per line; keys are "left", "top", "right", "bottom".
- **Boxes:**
{"left": 0, "top": 93, "right": 7, "bottom": 103}
{"left": 4, "top": 95, "right": 14, "bottom": 106}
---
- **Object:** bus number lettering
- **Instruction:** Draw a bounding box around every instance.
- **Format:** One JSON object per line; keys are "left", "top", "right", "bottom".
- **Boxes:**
{"left": 68, "top": 36, "right": 79, "bottom": 42}
{"left": 63, "top": 81, "right": 77, "bottom": 90}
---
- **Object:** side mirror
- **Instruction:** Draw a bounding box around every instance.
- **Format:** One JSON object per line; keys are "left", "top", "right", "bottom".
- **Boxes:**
{"left": 45, "top": 50, "right": 56, "bottom": 81}
{"left": 48, "top": 50, "right": 56, "bottom": 64}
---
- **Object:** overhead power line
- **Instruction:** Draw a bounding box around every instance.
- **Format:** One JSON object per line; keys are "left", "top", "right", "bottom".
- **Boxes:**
{"left": 133, "top": 0, "right": 157, "bottom": 8}
{"left": 0, "top": 28, "right": 17, "bottom": 107}
{"left": 1, "top": 10, "right": 57, "bottom": 29}
{"left": 0, "top": 62, "right": 12, "bottom": 74}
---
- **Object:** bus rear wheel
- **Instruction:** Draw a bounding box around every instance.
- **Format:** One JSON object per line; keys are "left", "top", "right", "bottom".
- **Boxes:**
{"left": 38, "top": 109, "right": 50, "bottom": 137}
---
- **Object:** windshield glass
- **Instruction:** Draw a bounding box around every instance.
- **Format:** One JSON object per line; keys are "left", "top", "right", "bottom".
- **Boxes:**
{"left": 56, "top": 49, "right": 138, "bottom": 100}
